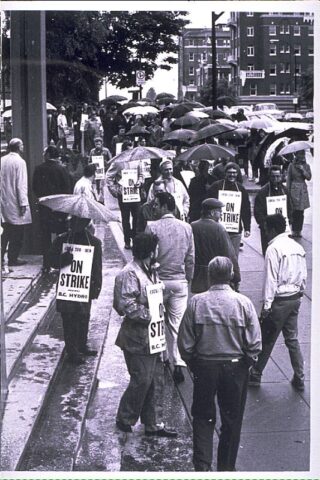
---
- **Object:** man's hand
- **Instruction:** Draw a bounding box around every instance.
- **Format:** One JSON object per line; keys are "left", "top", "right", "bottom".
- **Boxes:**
{"left": 19, "top": 206, "right": 27, "bottom": 216}
{"left": 60, "top": 251, "right": 74, "bottom": 268}
{"left": 260, "top": 307, "right": 272, "bottom": 320}
{"left": 244, "top": 230, "right": 251, "bottom": 238}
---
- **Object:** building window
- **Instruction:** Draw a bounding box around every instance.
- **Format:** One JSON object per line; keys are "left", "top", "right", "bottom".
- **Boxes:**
{"left": 280, "top": 83, "right": 285, "bottom": 94}
{"left": 269, "top": 25, "right": 277, "bottom": 36}
{"left": 202, "top": 52, "right": 207, "bottom": 62}
{"left": 189, "top": 66, "right": 194, "bottom": 75}
{"left": 285, "top": 63, "right": 290, "bottom": 73}
{"left": 247, "top": 26, "right": 254, "bottom": 36}
{"left": 247, "top": 12, "right": 254, "bottom": 16}
{"left": 308, "top": 25, "right": 314, "bottom": 36}
{"left": 308, "top": 47, "right": 314, "bottom": 56}
{"left": 294, "top": 45, "right": 301, "bottom": 56}
{"left": 270, "top": 83, "right": 277, "bottom": 95}
{"left": 247, "top": 63, "right": 254, "bottom": 71}
{"left": 249, "top": 83, "right": 257, "bottom": 95}
{"left": 285, "top": 84, "right": 291, "bottom": 94}
{"left": 295, "top": 63, "right": 302, "bottom": 76}
{"left": 280, "top": 44, "right": 290, "bottom": 54}
{"left": 188, "top": 39, "right": 195, "bottom": 46}
{"left": 293, "top": 25, "right": 301, "bottom": 36}
{"left": 270, "top": 64, "right": 277, "bottom": 75}
{"left": 247, "top": 46, "right": 255, "bottom": 56}
{"left": 280, "top": 25, "right": 290, "bottom": 34}
{"left": 189, "top": 53, "right": 194, "bottom": 61}
{"left": 189, "top": 78, "right": 195, "bottom": 86}
{"left": 280, "top": 63, "right": 285, "bottom": 73}
{"left": 270, "top": 44, "right": 277, "bottom": 55}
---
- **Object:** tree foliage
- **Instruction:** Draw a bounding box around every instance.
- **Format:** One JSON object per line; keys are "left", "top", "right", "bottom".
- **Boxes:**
{"left": 299, "top": 67, "right": 313, "bottom": 108}
{"left": 146, "top": 87, "right": 157, "bottom": 101}
{"left": 2, "top": 11, "right": 188, "bottom": 104}
{"left": 199, "top": 78, "right": 237, "bottom": 107}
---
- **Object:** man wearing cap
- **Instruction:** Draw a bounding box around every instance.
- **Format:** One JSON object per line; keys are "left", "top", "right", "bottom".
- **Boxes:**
{"left": 254, "top": 165, "right": 292, "bottom": 256}
{"left": 191, "top": 198, "right": 241, "bottom": 293}
{"left": 57, "top": 106, "right": 69, "bottom": 150}
{"left": 145, "top": 192, "right": 194, "bottom": 383}
{"left": 1, "top": 138, "right": 32, "bottom": 267}
{"left": 33, "top": 146, "right": 72, "bottom": 272}
{"left": 147, "top": 158, "right": 190, "bottom": 221}
{"left": 178, "top": 256, "right": 261, "bottom": 472}
{"left": 206, "top": 162, "right": 251, "bottom": 257}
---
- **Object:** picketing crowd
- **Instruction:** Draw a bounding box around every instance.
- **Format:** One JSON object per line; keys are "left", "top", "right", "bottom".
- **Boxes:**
{"left": 0, "top": 96, "right": 312, "bottom": 472}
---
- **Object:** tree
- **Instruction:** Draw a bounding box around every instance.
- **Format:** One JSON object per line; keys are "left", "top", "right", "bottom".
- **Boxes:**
{"left": 2, "top": 11, "right": 188, "bottom": 104}
{"left": 299, "top": 67, "right": 313, "bottom": 108}
{"left": 199, "top": 78, "right": 237, "bottom": 107}
{"left": 146, "top": 87, "right": 157, "bottom": 101}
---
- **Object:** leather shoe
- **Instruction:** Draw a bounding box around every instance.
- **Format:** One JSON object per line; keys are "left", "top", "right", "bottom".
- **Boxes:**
{"left": 116, "top": 420, "right": 132, "bottom": 433}
{"left": 124, "top": 242, "right": 131, "bottom": 249}
{"left": 8, "top": 259, "right": 27, "bottom": 266}
{"left": 173, "top": 366, "right": 185, "bottom": 383}
{"left": 248, "top": 373, "right": 261, "bottom": 387}
{"left": 291, "top": 375, "right": 304, "bottom": 391}
{"left": 145, "top": 427, "right": 178, "bottom": 438}
{"left": 80, "top": 348, "right": 98, "bottom": 356}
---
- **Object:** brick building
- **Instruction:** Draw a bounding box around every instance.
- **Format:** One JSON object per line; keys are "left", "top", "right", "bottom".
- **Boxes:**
{"left": 227, "top": 12, "right": 314, "bottom": 110}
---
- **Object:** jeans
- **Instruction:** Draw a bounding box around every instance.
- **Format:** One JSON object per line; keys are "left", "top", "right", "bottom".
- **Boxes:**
{"left": 1, "top": 222, "right": 25, "bottom": 263}
{"left": 163, "top": 279, "right": 188, "bottom": 367}
{"left": 192, "top": 359, "right": 249, "bottom": 471}
{"left": 252, "top": 295, "right": 304, "bottom": 380}
{"left": 117, "top": 351, "right": 164, "bottom": 430}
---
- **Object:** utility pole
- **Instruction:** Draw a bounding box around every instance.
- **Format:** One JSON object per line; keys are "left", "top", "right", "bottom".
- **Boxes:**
{"left": 211, "top": 12, "right": 224, "bottom": 110}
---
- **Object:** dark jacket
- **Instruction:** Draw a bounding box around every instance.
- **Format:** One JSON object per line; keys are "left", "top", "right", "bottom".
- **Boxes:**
{"left": 254, "top": 182, "right": 292, "bottom": 227}
{"left": 206, "top": 179, "right": 251, "bottom": 233}
{"left": 188, "top": 174, "right": 215, "bottom": 222}
{"left": 191, "top": 217, "right": 241, "bottom": 293}
{"left": 49, "top": 230, "right": 102, "bottom": 314}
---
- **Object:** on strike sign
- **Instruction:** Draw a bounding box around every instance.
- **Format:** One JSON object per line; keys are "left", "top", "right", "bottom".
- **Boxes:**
{"left": 146, "top": 283, "right": 166, "bottom": 354}
{"left": 57, "top": 243, "right": 94, "bottom": 303}
{"left": 219, "top": 190, "right": 242, "bottom": 233}
{"left": 267, "top": 195, "right": 290, "bottom": 232}
{"left": 121, "top": 169, "right": 141, "bottom": 203}
{"left": 91, "top": 155, "right": 105, "bottom": 180}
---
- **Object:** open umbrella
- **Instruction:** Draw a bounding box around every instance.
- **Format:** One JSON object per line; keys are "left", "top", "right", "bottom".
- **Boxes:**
{"left": 195, "top": 118, "right": 218, "bottom": 130}
{"left": 247, "top": 118, "right": 276, "bottom": 130}
{"left": 199, "top": 108, "right": 232, "bottom": 120}
{"left": 185, "top": 110, "right": 209, "bottom": 119}
{"left": 171, "top": 115, "right": 200, "bottom": 129}
{"left": 122, "top": 106, "right": 159, "bottom": 116}
{"left": 2, "top": 102, "right": 56, "bottom": 117}
{"left": 106, "top": 95, "right": 128, "bottom": 102}
{"left": 111, "top": 146, "right": 171, "bottom": 166}
{"left": 162, "top": 129, "right": 197, "bottom": 146}
{"left": 176, "top": 144, "right": 236, "bottom": 163}
{"left": 39, "top": 193, "right": 118, "bottom": 223}
{"left": 218, "top": 128, "right": 249, "bottom": 142}
{"left": 169, "top": 104, "right": 194, "bottom": 119}
{"left": 278, "top": 141, "right": 313, "bottom": 156}
{"left": 125, "top": 125, "right": 150, "bottom": 137}
{"left": 195, "top": 123, "right": 236, "bottom": 142}
{"left": 155, "top": 92, "right": 176, "bottom": 100}
{"left": 156, "top": 96, "right": 177, "bottom": 106}
{"left": 178, "top": 100, "right": 205, "bottom": 108}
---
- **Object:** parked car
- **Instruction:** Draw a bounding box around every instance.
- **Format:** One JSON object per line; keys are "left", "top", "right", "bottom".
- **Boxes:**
{"left": 284, "top": 112, "right": 303, "bottom": 121}
{"left": 253, "top": 103, "right": 285, "bottom": 120}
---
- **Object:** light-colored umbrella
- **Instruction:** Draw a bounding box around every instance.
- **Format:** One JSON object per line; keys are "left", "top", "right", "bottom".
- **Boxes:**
{"left": 111, "top": 146, "right": 171, "bottom": 166}
{"left": 171, "top": 115, "right": 200, "bottom": 128}
{"left": 176, "top": 144, "right": 236, "bottom": 163}
{"left": 185, "top": 110, "right": 209, "bottom": 119}
{"left": 122, "top": 106, "right": 159, "bottom": 116}
{"left": 195, "top": 123, "right": 236, "bottom": 142}
{"left": 39, "top": 194, "right": 118, "bottom": 223}
{"left": 162, "top": 129, "right": 197, "bottom": 146}
{"left": 278, "top": 141, "right": 313, "bottom": 156}
{"left": 2, "top": 102, "right": 56, "bottom": 118}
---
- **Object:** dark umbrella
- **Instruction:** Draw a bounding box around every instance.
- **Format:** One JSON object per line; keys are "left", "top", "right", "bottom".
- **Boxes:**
{"left": 157, "top": 97, "right": 177, "bottom": 105}
{"left": 216, "top": 96, "right": 236, "bottom": 108}
{"left": 217, "top": 128, "right": 249, "bottom": 142}
{"left": 176, "top": 144, "right": 236, "bottom": 163}
{"left": 195, "top": 123, "right": 236, "bottom": 142}
{"left": 169, "top": 104, "right": 194, "bottom": 119}
{"left": 162, "top": 129, "right": 197, "bottom": 146}
{"left": 195, "top": 118, "right": 219, "bottom": 130}
{"left": 106, "top": 95, "right": 128, "bottom": 102}
{"left": 118, "top": 102, "right": 141, "bottom": 112}
{"left": 200, "top": 107, "right": 233, "bottom": 120}
{"left": 171, "top": 115, "right": 201, "bottom": 129}
{"left": 178, "top": 100, "right": 205, "bottom": 108}
{"left": 125, "top": 125, "right": 151, "bottom": 137}
{"left": 155, "top": 92, "right": 176, "bottom": 100}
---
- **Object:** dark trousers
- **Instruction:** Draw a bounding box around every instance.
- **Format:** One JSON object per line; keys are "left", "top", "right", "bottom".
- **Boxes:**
{"left": 1, "top": 222, "right": 25, "bottom": 263}
{"left": 117, "top": 351, "right": 164, "bottom": 429}
{"left": 259, "top": 225, "right": 268, "bottom": 257}
{"left": 292, "top": 210, "right": 304, "bottom": 234}
{"left": 118, "top": 198, "right": 141, "bottom": 245}
{"left": 192, "top": 360, "right": 249, "bottom": 471}
{"left": 60, "top": 310, "right": 91, "bottom": 358}
{"left": 252, "top": 296, "right": 304, "bottom": 380}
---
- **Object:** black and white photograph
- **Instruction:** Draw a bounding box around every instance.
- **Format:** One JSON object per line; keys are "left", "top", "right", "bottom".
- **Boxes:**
{"left": 1, "top": 1, "right": 319, "bottom": 477}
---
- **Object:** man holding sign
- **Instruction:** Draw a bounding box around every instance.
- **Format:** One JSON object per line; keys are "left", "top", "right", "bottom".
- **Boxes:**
{"left": 254, "top": 165, "right": 292, "bottom": 255}
{"left": 114, "top": 233, "right": 177, "bottom": 437}
{"left": 207, "top": 162, "right": 251, "bottom": 258}
{"left": 49, "top": 216, "right": 102, "bottom": 365}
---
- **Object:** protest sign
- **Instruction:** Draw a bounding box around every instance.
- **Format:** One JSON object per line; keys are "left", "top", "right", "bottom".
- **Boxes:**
{"left": 121, "top": 169, "right": 141, "bottom": 203}
{"left": 80, "top": 113, "right": 88, "bottom": 132}
{"left": 180, "top": 170, "right": 195, "bottom": 188}
{"left": 140, "top": 158, "right": 151, "bottom": 178}
{"left": 56, "top": 243, "right": 94, "bottom": 303}
{"left": 219, "top": 190, "right": 242, "bottom": 233}
{"left": 91, "top": 155, "right": 105, "bottom": 180}
{"left": 146, "top": 283, "right": 166, "bottom": 354}
{"left": 267, "top": 195, "right": 290, "bottom": 232}
{"left": 115, "top": 142, "right": 123, "bottom": 155}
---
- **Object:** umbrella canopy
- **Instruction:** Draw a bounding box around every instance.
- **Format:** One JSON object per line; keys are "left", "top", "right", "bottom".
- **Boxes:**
{"left": 247, "top": 118, "right": 276, "bottom": 130}
{"left": 195, "top": 118, "right": 218, "bottom": 130}
{"left": 39, "top": 194, "right": 118, "bottom": 223}
{"left": 2, "top": 102, "right": 56, "bottom": 117}
{"left": 155, "top": 92, "right": 176, "bottom": 100}
{"left": 215, "top": 118, "right": 237, "bottom": 126}
{"left": 178, "top": 100, "right": 205, "bottom": 108}
{"left": 156, "top": 96, "right": 177, "bottom": 105}
{"left": 125, "top": 125, "right": 150, "bottom": 137}
{"left": 105, "top": 95, "right": 128, "bottom": 102}
{"left": 199, "top": 108, "right": 232, "bottom": 120}
{"left": 122, "top": 106, "right": 159, "bottom": 116}
{"left": 162, "top": 129, "right": 197, "bottom": 146}
{"left": 111, "top": 146, "right": 171, "bottom": 166}
{"left": 176, "top": 144, "right": 236, "bottom": 163}
{"left": 185, "top": 110, "right": 209, "bottom": 119}
{"left": 195, "top": 123, "right": 236, "bottom": 142}
{"left": 278, "top": 141, "right": 313, "bottom": 156}
{"left": 218, "top": 128, "right": 249, "bottom": 142}
{"left": 169, "top": 104, "right": 194, "bottom": 119}
{"left": 171, "top": 115, "right": 200, "bottom": 129}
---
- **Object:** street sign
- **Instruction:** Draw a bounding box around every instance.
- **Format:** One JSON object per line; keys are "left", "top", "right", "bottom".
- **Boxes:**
{"left": 136, "top": 70, "right": 146, "bottom": 86}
